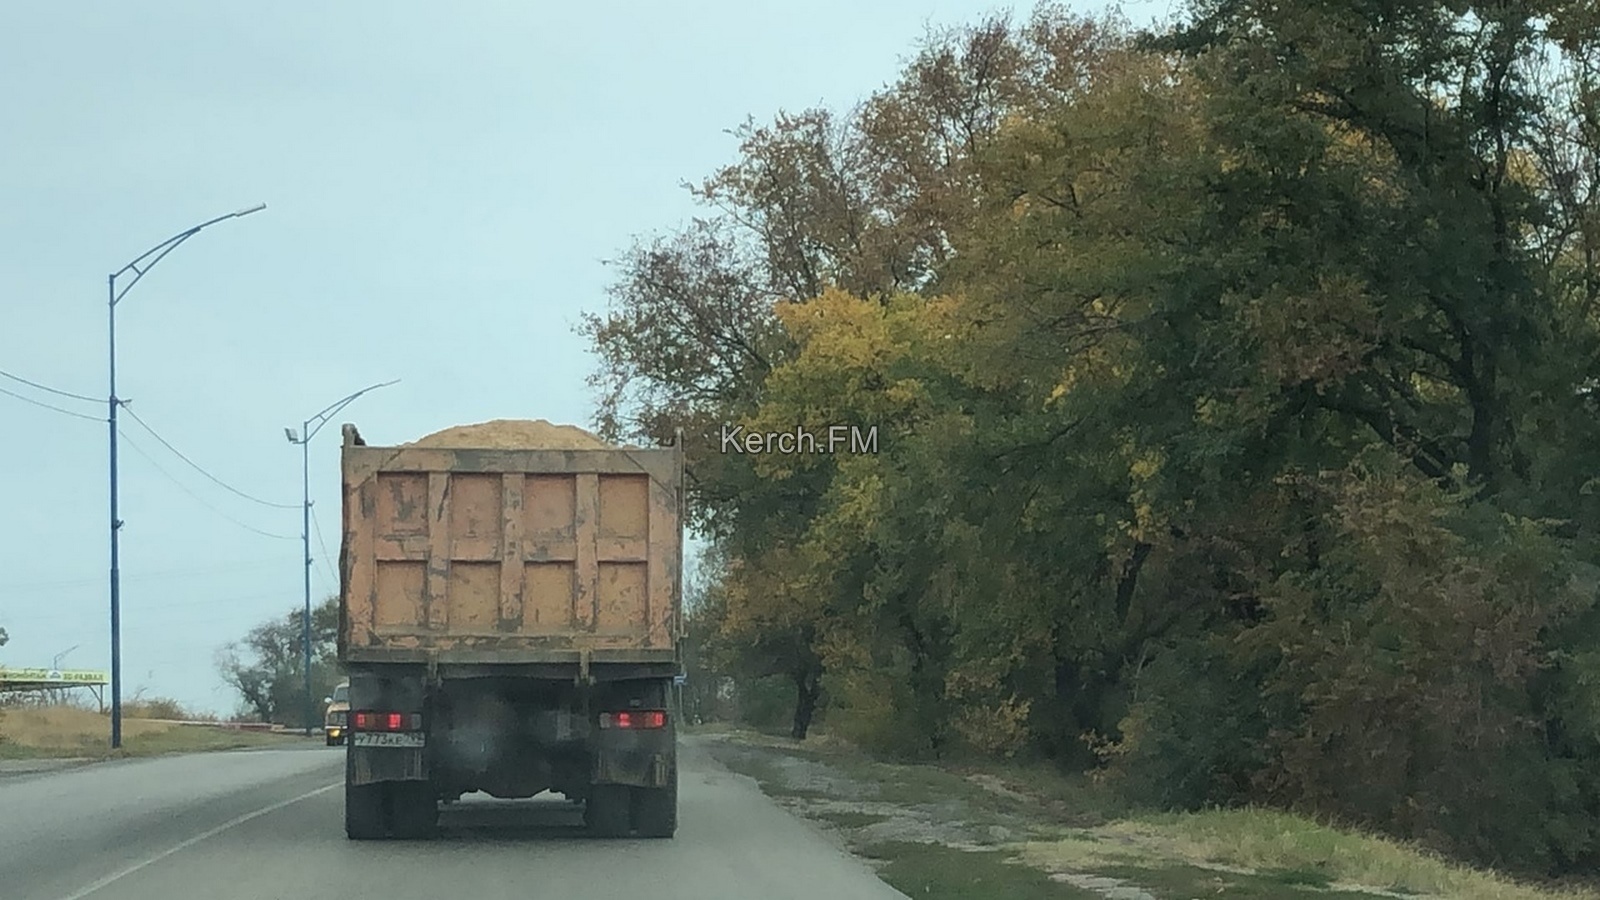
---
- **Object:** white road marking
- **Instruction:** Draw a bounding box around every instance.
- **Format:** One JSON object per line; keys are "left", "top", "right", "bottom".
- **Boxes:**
{"left": 53, "top": 781, "right": 341, "bottom": 900}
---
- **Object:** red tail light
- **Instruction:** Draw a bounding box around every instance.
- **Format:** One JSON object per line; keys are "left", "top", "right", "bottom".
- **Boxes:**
{"left": 600, "top": 710, "right": 667, "bottom": 729}
{"left": 352, "top": 711, "right": 422, "bottom": 731}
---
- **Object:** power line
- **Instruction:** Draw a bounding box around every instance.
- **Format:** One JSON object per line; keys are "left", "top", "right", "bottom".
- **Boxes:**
{"left": 310, "top": 503, "right": 339, "bottom": 587}
{"left": 119, "top": 429, "right": 298, "bottom": 541}
{"left": 0, "top": 558, "right": 298, "bottom": 592}
{"left": 0, "top": 589, "right": 295, "bottom": 627}
{"left": 121, "top": 406, "right": 298, "bottom": 510}
{"left": 0, "top": 384, "right": 104, "bottom": 422}
{"left": 0, "top": 367, "right": 100, "bottom": 404}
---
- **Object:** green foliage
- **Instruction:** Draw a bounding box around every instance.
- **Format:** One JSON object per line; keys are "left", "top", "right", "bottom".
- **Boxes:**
{"left": 215, "top": 595, "right": 343, "bottom": 728}
{"left": 733, "top": 676, "right": 798, "bottom": 732}
{"left": 1093, "top": 635, "right": 1273, "bottom": 810}
{"left": 581, "top": 0, "right": 1600, "bottom": 880}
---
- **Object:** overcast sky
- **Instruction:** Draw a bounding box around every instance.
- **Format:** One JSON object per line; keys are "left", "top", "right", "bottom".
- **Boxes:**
{"left": 0, "top": 1, "right": 1170, "bottom": 717}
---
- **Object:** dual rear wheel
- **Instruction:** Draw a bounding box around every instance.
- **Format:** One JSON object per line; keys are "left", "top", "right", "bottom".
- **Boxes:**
{"left": 344, "top": 751, "right": 438, "bottom": 841}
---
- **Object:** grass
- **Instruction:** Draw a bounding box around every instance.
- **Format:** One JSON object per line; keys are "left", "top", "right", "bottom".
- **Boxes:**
{"left": 812, "top": 810, "right": 891, "bottom": 829}
{"left": 0, "top": 706, "right": 305, "bottom": 760}
{"left": 700, "top": 723, "right": 1600, "bottom": 900}
{"left": 1019, "top": 808, "right": 1600, "bottom": 900}
{"left": 1095, "top": 863, "right": 1383, "bottom": 899}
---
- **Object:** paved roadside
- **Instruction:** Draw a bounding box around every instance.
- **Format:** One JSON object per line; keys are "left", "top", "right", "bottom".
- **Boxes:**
{"left": 0, "top": 737, "right": 911, "bottom": 900}
{"left": 0, "top": 758, "right": 97, "bottom": 777}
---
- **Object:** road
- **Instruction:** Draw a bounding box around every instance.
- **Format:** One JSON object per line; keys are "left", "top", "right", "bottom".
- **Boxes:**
{"left": 0, "top": 737, "right": 909, "bottom": 900}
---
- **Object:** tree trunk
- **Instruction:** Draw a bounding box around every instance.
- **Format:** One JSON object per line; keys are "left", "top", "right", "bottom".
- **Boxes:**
{"left": 791, "top": 667, "right": 821, "bottom": 740}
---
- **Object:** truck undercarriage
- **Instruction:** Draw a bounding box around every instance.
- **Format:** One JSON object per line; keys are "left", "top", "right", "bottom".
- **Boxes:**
{"left": 342, "top": 665, "right": 678, "bottom": 841}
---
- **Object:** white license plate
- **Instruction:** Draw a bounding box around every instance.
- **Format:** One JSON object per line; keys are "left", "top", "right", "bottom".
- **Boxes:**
{"left": 352, "top": 731, "right": 425, "bottom": 748}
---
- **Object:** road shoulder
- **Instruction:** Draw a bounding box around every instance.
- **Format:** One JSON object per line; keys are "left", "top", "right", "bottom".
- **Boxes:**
{"left": 693, "top": 726, "right": 1600, "bottom": 900}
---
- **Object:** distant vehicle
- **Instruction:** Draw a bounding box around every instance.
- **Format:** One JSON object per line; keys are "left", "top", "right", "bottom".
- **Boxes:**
{"left": 323, "top": 681, "right": 350, "bottom": 745}
{"left": 335, "top": 420, "right": 684, "bottom": 841}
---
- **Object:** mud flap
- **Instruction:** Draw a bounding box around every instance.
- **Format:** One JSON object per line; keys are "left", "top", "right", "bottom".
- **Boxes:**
{"left": 592, "top": 727, "right": 675, "bottom": 788}
{"left": 349, "top": 746, "right": 427, "bottom": 786}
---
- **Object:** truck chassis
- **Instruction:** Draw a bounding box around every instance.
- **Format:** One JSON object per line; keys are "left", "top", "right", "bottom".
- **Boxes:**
{"left": 342, "top": 663, "right": 677, "bottom": 841}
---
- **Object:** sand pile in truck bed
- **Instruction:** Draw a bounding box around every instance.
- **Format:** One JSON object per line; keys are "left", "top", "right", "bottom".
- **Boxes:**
{"left": 407, "top": 419, "right": 611, "bottom": 450}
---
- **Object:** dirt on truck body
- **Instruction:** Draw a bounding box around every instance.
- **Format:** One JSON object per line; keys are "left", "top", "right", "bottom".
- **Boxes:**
{"left": 337, "top": 418, "right": 685, "bottom": 841}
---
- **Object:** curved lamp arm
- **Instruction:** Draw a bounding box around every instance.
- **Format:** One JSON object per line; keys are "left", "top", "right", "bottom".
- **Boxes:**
{"left": 111, "top": 204, "right": 266, "bottom": 305}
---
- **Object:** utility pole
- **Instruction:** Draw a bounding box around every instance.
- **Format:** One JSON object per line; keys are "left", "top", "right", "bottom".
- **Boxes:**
{"left": 107, "top": 204, "right": 265, "bottom": 749}
{"left": 286, "top": 380, "right": 398, "bottom": 735}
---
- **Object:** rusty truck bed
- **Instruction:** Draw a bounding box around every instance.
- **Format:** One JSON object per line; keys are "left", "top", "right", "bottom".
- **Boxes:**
{"left": 338, "top": 424, "right": 684, "bottom": 666}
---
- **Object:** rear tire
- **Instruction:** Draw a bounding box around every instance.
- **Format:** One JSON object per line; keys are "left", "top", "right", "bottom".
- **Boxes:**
{"left": 584, "top": 784, "right": 631, "bottom": 837}
{"left": 345, "top": 782, "right": 387, "bottom": 840}
{"left": 633, "top": 767, "right": 678, "bottom": 838}
{"left": 389, "top": 781, "right": 438, "bottom": 839}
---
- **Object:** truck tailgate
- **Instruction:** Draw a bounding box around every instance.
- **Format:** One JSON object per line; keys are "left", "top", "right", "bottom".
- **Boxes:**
{"left": 339, "top": 428, "right": 683, "bottom": 665}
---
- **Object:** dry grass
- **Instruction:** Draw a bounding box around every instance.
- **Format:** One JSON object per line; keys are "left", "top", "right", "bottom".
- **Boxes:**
{"left": 1, "top": 706, "right": 168, "bottom": 748}
{"left": 1019, "top": 808, "right": 1600, "bottom": 900}
{"left": 0, "top": 705, "right": 303, "bottom": 759}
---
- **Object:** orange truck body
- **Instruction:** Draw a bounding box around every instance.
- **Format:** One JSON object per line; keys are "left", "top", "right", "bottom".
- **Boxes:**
{"left": 338, "top": 424, "right": 685, "bottom": 668}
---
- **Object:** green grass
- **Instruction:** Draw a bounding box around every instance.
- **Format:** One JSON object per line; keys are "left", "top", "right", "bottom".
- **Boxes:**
{"left": 811, "top": 810, "right": 890, "bottom": 829}
{"left": 860, "top": 841, "right": 1102, "bottom": 900}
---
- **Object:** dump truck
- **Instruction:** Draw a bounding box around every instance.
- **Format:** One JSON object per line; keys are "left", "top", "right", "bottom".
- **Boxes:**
{"left": 336, "top": 419, "right": 684, "bottom": 840}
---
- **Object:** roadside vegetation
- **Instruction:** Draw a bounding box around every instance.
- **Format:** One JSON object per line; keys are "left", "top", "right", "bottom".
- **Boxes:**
{"left": 591, "top": 0, "right": 1600, "bottom": 888}
{"left": 215, "top": 594, "right": 344, "bottom": 729}
{"left": 0, "top": 700, "right": 301, "bottom": 760}
{"left": 699, "top": 726, "right": 1600, "bottom": 900}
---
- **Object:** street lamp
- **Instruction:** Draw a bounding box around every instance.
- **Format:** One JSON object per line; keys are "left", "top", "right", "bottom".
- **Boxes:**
{"left": 108, "top": 204, "right": 266, "bottom": 749}
{"left": 286, "top": 380, "right": 398, "bottom": 735}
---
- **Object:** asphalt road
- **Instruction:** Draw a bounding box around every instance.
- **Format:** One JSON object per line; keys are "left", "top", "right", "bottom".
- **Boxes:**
{"left": 0, "top": 737, "right": 909, "bottom": 900}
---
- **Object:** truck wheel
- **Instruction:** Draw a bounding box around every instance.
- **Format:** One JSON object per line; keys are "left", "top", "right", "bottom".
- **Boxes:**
{"left": 584, "top": 784, "right": 631, "bottom": 838}
{"left": 345, "top": 782, "right": 387, "bottom": 841}
{"left": 389, "top": 781, "right": 438, "bottom": 839}
{"left": 632, "top": 768, "right": 677, "bottom": 838}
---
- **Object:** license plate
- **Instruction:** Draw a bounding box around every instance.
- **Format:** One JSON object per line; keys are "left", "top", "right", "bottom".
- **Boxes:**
{"left": 352, "top": 731, "right": 425, "bottom": 748}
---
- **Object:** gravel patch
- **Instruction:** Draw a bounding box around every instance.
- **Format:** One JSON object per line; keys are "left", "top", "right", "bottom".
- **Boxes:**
{"left": 766, "top": 752, "right": 879, "bottom": 800}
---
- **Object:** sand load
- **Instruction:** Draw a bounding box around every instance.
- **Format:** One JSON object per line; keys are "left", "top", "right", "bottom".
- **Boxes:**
{"left": 405, "top": 419, "right": 611, "bottom": 450}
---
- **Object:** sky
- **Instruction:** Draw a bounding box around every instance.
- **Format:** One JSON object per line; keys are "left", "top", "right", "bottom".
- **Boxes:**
{"left": 0, "top": 1, "right": 1172, "bottom": 718}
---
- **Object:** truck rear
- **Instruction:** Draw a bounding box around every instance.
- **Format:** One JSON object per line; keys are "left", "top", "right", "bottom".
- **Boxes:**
{"left": 336, "top": 420, "right": 684, "bottom": 840}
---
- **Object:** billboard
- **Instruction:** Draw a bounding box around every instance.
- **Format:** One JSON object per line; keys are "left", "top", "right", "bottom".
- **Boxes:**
{"left": 0, "top": 667, "right": 109, "bottom": 685}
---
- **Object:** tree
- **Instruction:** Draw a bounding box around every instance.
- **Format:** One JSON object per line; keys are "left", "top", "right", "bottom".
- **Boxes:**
{"left": 581, "top": 4, "right": 1134, "bottom": 743}
{"left": 583, "top": 0, "right": 1600, "bottom": 878}
{"left": 216, "top": 595, "right": 342, "bottom": 728}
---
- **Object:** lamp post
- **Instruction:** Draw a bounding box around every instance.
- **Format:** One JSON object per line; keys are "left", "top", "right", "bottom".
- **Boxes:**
{"left": 285, "top": 380, "right": 398, "bottom": 735}
{"left": 108, "top": 204, "right": 266, "bottom": 749}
